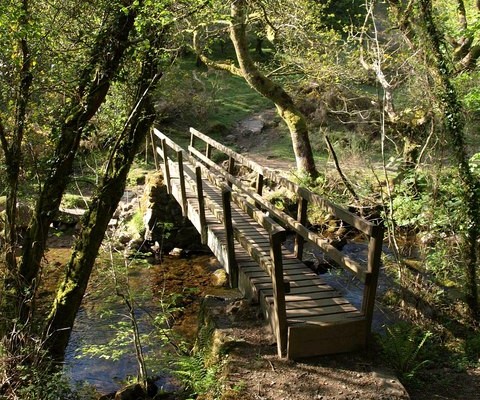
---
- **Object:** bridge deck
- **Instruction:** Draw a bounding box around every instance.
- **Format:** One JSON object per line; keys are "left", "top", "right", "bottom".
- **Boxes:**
{"left": 167, "top": 159, "right": 366, "bottom": 358}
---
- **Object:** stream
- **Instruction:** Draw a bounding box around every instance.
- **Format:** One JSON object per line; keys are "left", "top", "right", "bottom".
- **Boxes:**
{"left": 62, "top": 253, "right": 217, "bottom": 395}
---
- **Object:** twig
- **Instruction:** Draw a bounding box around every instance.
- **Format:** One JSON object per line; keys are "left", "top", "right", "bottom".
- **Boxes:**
{"left": 324, "top": 134, "right": 360, "bottom": 202}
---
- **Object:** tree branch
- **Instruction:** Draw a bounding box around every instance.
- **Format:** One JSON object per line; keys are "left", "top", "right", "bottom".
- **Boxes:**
{"left": 192, "top": 28, "right": 243, "bottom": 76}
{"left": 324, "top": 135, "right": 359, "bottom": 202}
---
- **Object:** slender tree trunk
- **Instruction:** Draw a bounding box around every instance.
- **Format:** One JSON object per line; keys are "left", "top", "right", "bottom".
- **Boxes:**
{"left": 16, "top": 0, "right": 139, "bottom": 325}
{"left": 0, "top": 0, "right": 33, "bottom": 334}
{"left": 420, "top": 0, "right": 479, "bottom": 319}
{"left": 229, "top": 0, "right": 318, "bottom": 178}
{"left": 43, "top": 60, "right": 160, "bottom": 362}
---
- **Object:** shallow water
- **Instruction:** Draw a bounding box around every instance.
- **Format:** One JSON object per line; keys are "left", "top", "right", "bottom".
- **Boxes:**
{"left": 63, "top": 254, "right": 212, "bottom": 394}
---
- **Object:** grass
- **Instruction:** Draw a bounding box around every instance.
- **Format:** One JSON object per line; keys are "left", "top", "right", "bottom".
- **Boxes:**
{"left": 155, "top": 55, "right": 272, "bottom": 148}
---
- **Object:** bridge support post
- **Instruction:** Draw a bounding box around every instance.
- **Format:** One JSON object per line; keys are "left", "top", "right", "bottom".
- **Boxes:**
{"left": 176, "top": 150, "right": 187, "bottom": 215}
{"left": 195, "top": 166, "right": 207, "bottom": 244}
{"left": 222, "top": 188, "right": 238, "bottom": 288}
{"left": 270, "top": 230, "right": 288, "bottom": 357}
{"left": 362, "top": 225, "right": 384, "bottom": 341}
{"left": 161, "top": 139, "right": 171, "bottom": 194}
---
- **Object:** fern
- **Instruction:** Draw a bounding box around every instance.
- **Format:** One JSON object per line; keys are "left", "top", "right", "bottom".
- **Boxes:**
{"left": 380, "top": 322, "right": 433, "bottom": 381}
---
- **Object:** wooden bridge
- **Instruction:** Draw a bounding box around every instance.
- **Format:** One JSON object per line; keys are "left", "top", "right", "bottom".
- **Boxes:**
{"left": 152, "top": 127, "right": 384, "bottom": 359}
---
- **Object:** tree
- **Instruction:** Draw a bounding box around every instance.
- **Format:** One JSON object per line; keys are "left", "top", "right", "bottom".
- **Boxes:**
{"left": 193, "top": 0, "right": 318, "bottom": 178}
{"left": 43, "top": 46, "right": 162, "bottom": 363}
{"left": 0, "top": 0, "right": 32, "bottom": 295}
{"left": 418, "top": 0, "right": 479, "bottom": 319}
{"left": 384, "top": 0, "right": 480, "bottom": 318}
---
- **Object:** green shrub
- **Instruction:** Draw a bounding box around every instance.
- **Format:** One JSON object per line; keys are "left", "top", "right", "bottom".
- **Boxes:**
{"left": 380, "top": 322, "right": 432, "bottom": 382}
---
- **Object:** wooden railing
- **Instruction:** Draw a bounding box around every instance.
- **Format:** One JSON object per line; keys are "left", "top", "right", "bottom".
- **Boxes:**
{"left": 154, "top": 128, "right": 289, "bottom": 352}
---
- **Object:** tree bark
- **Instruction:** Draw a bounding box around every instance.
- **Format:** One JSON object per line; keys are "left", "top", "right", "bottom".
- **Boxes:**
{"left": 43, "top": 59, "right": 160, "bottom": 362}
{"left": 0, "top": 0, "right": 33, "bottom": 310}
{"left": 16, "top": 0, "right": 139, "bottom": 325}
{"left": 229, "top": 0, "right": 318, "bottom": 178}
{"left": 419, "top": 0, "right": 479, "bottom": 319}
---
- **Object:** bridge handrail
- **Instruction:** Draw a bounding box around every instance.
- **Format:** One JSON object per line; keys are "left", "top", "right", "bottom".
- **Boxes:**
{"left": 189, "top": 127, "right": 379, "bottom": 237}
{"left": 188, "top": 143, "right": 370, "bottom": 283}
{"left": 154, "top": 127, "right": 288, "bottom": 353}
{"left": 154, "top": 127, "right": 384, "bottom": 335}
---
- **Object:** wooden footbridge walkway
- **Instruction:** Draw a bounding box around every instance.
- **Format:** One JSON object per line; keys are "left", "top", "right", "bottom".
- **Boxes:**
{"left": 153, "top": 127, "right": 384, "bottom": 359}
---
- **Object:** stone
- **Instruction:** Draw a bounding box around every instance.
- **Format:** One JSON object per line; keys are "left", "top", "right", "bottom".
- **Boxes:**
{"left": 211, "top": 269, "right": 228, "bottom": 287}
{"left": 169, "top": 247, "right": 183, "bottom": 257}
{"left": 114, "top": 383, "right": 146, "bottom": 400}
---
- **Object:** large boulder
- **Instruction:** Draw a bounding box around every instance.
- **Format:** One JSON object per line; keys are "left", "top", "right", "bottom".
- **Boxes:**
{"left": 140, "top": 172, "right": 203, "bottom": 253}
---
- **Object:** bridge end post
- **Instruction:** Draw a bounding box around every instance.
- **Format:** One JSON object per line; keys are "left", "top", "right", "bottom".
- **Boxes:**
{"left": 160, "top": 139, "right": 172, "bottom": 194}
{"left": 195, "top": 166, "right": 208, "bottom": 245}
{"left": 362, "top": 225, "right": 384, "bottom": 343}
{"left": 294, "top": 198, "right": 308, "bottom": 260}
{"left": 270, "top": 230, "right": 288, "bottom": 357}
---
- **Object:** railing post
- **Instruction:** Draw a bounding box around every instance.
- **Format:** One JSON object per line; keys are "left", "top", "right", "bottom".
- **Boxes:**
{"left": 294, "top": 198, "right": 308, "bottom": 260}
{"left": 362, "top": 225, "right": 384, "bottom": 340}
{"left": 205, "top": 143, "right": 212, "bottom": 160}
{"left": 255, "top": 173, "right": 264, "bottom": 209}
{"left": 196, "top": 166, "right": 207, "bottom": 244}
{"left": 270, "top": 230, "right": 287, "bottom": 357}
{"left": 177, "top": 150, "right": 187, "bottom": 215}
{"left": 161, "top": 138, "right": 171, "bottom": 194}
{"left": 150, "top": 128, "right": 159, "bottom": 170}
{"left": 227, "top": 156, "right": 235, "bottom": 187}
{"left": 222, "top": 188, "right": 238, "bottom": 288}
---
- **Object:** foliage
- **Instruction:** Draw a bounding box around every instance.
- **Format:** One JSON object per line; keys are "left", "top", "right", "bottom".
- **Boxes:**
{"left": 173, "top": 349, "right": 224, "bottom": 399}
{"left": 380, "top": 322, "right": 433, "bottom": 382}
{"left": 0, "top": 338, "right": 97, "bottom": 400}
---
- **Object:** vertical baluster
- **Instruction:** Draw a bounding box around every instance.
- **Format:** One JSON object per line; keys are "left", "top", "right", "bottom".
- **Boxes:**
{"left": 161, "top": 138, "right": 171, "bottom": 194}
{"left": 222, "top": 187, "right": 238, "bottom": 288}
{"left": 196, "top": 166, "right": 207, "bottom": 245}
{"left": 362, "top": 225, "right": 384, "bottom": 341}
{"left": 255, "top": 173, "right": 264, "bottom": 209}
{"left": 270, "top": 230, "right": 287, "bottom": 357}
{"left": 227, "top": 156, "right": 235, "bottom": 187}
{"left": 177, "top": 151, "right": 187, "bottom": 215}
{"left": 294, "top": 198, "right": 308, "bottom": 260}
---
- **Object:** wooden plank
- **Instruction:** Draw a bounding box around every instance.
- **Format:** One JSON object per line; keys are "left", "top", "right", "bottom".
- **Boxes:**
{"left": 261, "top": 286, "right": 335, "bottom": 296}
{"left": 287, "top": 320, "right": 367, "bottom": 359}
{"left": 283, "top": 297, "right": 351, "bottom": 310}
{"left": 287, "top": 311, "right": 364, "bottom": 325}
{"left": 266, "top": 291, "right": 342, "bottom": 302}
{"left": 286, "top": 303, "right": 358, "bottom": 318}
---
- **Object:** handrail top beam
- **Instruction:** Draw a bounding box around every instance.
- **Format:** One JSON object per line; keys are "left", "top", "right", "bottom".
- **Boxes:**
{"left": 188, "top": 127, "right": 380, "bottom": 236}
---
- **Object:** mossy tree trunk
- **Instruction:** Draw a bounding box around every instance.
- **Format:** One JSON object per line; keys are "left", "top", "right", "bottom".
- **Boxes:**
{"left": 193, "top": 0, "right": 318, "bottom": 178}
{"left": 229, "top": 0, "right": 317, "bottom": 178}
{"left": 16, "top": 0, "right": 139, "bottom": 326}
{"left": 419, "top": 0, "right": 480, "bottom": 319}
{"left": 43, "top": 55, "right": 161, "bottom": 363}
{"left": 0, "top": 0, "right": 32, "bottom": 317}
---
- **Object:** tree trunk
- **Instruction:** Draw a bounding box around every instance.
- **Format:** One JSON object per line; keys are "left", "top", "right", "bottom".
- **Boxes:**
{"left": 419, "top": 0, "right": 479, "bottom": 319}
{"left": 43, "top": 60, "right": 160, "bottom": 362}
{"left": 16, "top": 0, "right": 139, "bottom": 325}
{"left": 0, "top": 0, "right": 33, "bottom": 313}
{"left": 229, "top": 0, "right": 318, "bottom": 178}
